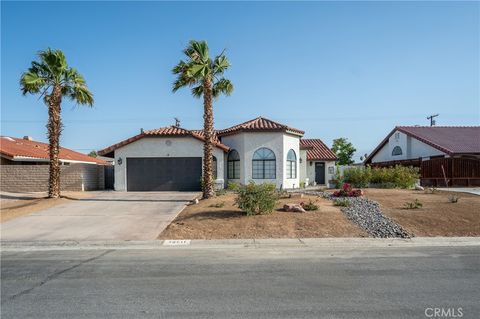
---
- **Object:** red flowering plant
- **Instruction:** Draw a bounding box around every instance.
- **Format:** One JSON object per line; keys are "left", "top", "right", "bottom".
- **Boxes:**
{"left": 332, "top": 183, "right": 363, "bottom": 197}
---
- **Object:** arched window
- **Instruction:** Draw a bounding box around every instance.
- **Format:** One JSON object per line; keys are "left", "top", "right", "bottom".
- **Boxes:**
{"left": 392, "top": 146, "right": 403, "bottom": 156}
{"left": 213, "top": 156, "right": 217, "bottom": 179}
{"left": 252, "top": 148, "right": 276, "bottom": 179}
{"left": 227, "top": 150, "right": 240, "bottom": 179}
{"left": 286, "top": 149, "right": 297, "bottom": 179}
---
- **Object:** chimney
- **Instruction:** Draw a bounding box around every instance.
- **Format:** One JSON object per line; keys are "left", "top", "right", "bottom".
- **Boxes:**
{"left": 23, "top": 136, "right": 33, "bottom": 141}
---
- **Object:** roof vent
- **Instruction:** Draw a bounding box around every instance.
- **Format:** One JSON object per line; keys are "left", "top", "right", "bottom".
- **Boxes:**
{"left": 23, "top": 136, "right": 33, "bottom": 141}
{"left": 140, "top": 128, "right": 144, "bottom": 134}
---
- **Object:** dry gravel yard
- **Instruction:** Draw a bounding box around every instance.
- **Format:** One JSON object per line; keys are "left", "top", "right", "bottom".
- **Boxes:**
{"left": 362, "top": 188, "right": 480, "bottom": 237}
{"left": 158, "top": 192, "right": 367, "bottom": 239}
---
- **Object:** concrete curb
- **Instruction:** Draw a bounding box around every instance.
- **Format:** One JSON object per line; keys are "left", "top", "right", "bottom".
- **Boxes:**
{"left": 1, "top": 237, "right": 480, "bottom": 252}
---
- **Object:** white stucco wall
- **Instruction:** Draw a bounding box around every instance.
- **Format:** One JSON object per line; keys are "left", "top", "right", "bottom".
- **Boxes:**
{"left": 114, "top": 136, "right": 225, "bottom": 191}
{"left": 221, "top": 132, "right": 301, "bottom": 189}
{"left": 371, "top": 130, "right": 446, "bottom": 163}
{"left": 282, "top": 134, "right": 300, "bottom": 189}
{"left": 299, "top": 150, "right": 308, "bottom": 185}
{"left": 305, "top": 160, "right": 336, "bottom": 186}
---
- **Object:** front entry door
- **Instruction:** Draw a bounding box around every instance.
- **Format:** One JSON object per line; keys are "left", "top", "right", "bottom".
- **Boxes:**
{"left": 315, "top": 162, "right": 325, "bottom": 185}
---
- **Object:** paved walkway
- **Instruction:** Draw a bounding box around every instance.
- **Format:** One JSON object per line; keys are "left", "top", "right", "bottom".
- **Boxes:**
{"left": 438, "top": 187, "right": 480, "bottom": 195}
{"left": 1, "top": 191, "right": 198, "bottom": 241}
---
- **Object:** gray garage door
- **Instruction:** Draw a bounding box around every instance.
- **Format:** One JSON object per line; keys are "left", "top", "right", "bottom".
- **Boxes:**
{"left": 127, "top": 157, "right": 202, "bottom": 191}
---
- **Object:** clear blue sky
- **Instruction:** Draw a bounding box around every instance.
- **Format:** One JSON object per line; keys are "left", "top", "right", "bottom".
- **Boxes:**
{"left": 2, "top": 1, "right": 479, "bottom": 161}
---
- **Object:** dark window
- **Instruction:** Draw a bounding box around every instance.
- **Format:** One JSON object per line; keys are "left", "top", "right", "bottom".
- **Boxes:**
{"left": 227, "top": 150, "right": 240, "bottom": 179}
{"left": 286, "top": 149, "right": 297, "bottom": 179}
{"left": 213, "top": 156, "right": 217, "bottom": 179}
{"left": 392, "top": 146, "right": 403, "bottom": 156}
{"left": 252, "top": 148, "right": 276, "bottom": 179}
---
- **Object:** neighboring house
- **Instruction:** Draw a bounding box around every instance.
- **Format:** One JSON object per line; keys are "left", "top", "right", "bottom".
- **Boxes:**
{"left": 364, "top": 126, "right": 480, "bottom": 187}
{"left": 0, "top": 136, "right": 109, "bottom": 192}
{"left": 98, "top": 117, "right": 337, "bottom": 191}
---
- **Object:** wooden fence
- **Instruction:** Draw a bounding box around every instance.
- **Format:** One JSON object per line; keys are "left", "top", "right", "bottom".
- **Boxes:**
{"left": 420, "top": 158, "right": 480, "bottom": 187}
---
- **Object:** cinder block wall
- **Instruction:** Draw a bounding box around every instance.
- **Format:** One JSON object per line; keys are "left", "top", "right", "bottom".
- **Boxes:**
{"left": 0, "top": 164, "right": 105, "bottom": 192}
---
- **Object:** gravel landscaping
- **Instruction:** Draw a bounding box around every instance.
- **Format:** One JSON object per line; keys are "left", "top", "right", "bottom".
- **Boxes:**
{"left": 300, "top": 191, "right": 410, "bottom": 238}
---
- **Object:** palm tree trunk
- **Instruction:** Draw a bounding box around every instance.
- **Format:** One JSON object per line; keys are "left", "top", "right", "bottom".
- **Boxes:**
{"left": 47, "top": 85, "right": 62, "bottom": 198}
{"left": 202, "top": 77, "right": 215, "bottom": 199}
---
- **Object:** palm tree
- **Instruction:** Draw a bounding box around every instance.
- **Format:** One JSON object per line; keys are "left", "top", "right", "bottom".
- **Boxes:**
{"left": 20, "top": 49, "right": 94, "bottom": 198}
{"left": 172, "top": 40, "right": 233, "bottom": 199}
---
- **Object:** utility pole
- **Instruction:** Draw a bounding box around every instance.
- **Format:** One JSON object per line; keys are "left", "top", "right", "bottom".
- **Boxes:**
{"left": 174, "top": 117, "right": 181, "bottom": 127}
{"left": 427, "top": 114, "right": 439, "bottom": 126}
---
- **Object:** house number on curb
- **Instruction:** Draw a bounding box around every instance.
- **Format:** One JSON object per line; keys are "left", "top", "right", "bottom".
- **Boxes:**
{"left": 163, "top": 240, "right": 191, "bottom": 246}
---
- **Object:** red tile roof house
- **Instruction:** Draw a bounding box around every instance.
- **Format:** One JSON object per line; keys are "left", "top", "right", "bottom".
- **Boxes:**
{"left": 98, "top": 117, "right": 337, "bottom": 191}
{"left": 364, "top": 126, "right": 480, "bottom": 186}
{"left": 0, "top": 136, "right": 109, "bottom": 192}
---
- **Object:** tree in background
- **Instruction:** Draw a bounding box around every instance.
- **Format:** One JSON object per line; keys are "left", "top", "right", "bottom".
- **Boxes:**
{"left": 172, "top": 40, "right": 233, "bottom": 198}
{"left": 332, "top": 138, "right": 356, "bottom": 165}
{"left": 88, "top": 151, "right": 98, "bottom": 158}
{"left": 20, "top": 49, "right": 94, "bottom": 198}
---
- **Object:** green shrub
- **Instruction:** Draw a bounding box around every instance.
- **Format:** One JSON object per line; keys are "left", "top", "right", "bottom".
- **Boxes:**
{"left": 343, "top": 165, "right": 419, "bottom": 189}
{"left": 227, "top": 182, "right": 240, "bottom": 191}
{"left": 333, "top": 198, "right": 351, "bottom": 207}
{"left": 332, "top": 164, "right": 343, "bottom": 188}
{"left": 299, "top": 181, "right": 306, "bottom": 188}
{"left": 448, "top": 195, "right": 460, "bottom": 203}
{"left": 404, "top": 199, "right": 422, "bottom": 209}
{"left": 301, "top": 200, "right": 319, "bottom": 211}
{"left": 343, "top": 167, "right": 370, "bottom": 188}
{"left": 234, "top": 182, "right": 278, "bottom": 216}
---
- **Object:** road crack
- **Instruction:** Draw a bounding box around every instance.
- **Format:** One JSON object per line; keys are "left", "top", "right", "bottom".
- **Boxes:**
{"left": 4, "top": 249, "right": 114, "bottom": 302}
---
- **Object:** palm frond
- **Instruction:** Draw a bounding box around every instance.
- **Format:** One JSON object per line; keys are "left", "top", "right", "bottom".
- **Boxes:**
{"left": 212, "top": 78, "right": 234, "bottom": 98}
{"left": 20, "top": 71, "right": 47, "bottom": 95}
{"left": 191, "top": 85, "right": 203, "bottom": 98}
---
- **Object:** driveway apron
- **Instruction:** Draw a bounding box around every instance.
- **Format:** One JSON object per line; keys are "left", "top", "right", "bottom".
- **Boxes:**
{"left": 0, "top": 191, "right": 198, "bottom": 241}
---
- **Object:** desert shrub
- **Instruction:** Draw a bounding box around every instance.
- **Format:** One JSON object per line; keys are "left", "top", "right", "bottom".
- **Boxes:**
{"left": 227, "top": 182, "right": 240, "bottom": 191}
{"left": 301, "top": 200, "right": 319, "bottom": 211}
{"left": 343, "top": 165, "right": 419, "bottom": 189}
{"left": 333, "top": 198, "right": 351, "bottom": 207}
{"left": 277, "top": 189, "right": 291, "bottom": 199}
{"left": 404, "top": 199, "right": 422, "bottom": 209}
{"left": 390, "top": 165, "right": 419, "bottom": 189}
{"left": 343, "top": 167, "right": 370, "bottom": 188}
{"left": 234, "top": 182, "right": 278, "bottom": 216}
{"left": 215, "top": 189, "right": 227, "bottom": 196}
{"left": 209, "top": 202, "right": 225, "bottom": 208}
{"left": 424, "top": 187, "right": 438, "bottom": 194}
{"left": 332, "top": 164, "right": 343, "bottom": 188}
{"left": 448, "top": 195, "right": 460, "bottom": 203}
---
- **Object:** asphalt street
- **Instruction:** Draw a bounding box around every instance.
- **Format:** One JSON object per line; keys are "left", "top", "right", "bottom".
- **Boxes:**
{"left": 1, "top": 245, "right": 479, "bottom": 319}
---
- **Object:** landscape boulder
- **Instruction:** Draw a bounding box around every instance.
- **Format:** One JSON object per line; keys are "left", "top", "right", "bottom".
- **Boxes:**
{"left": 283, "top": 203, "right": 306, "bottom": 213}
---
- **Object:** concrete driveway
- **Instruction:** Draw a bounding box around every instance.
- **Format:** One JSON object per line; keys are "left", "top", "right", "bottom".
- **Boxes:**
{"left": 0, "top": 191, "right": 198, "bottom": 241}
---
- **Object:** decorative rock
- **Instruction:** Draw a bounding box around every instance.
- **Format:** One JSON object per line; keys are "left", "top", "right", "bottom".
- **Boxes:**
{"left": 300, "top": 190, "right": 410, "bottom": 238}
{"left": 192, "top": 198, "right": 199, "bottom": 205}
{"left": 283, "top": 204, "right": 306, "bottom": 213}
{"left": 415, "top": 185, "right": 424, "bottom": 191}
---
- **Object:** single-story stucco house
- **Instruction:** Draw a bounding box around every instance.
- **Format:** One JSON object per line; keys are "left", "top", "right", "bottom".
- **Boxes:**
{"left": 98, "top": 117, "right": 337, "bottom": 191}
{"left": 364, "top": 126, "right": 480, "bottom": 186}
{"left": 0, "top": 136, "right": 109, "bottom": 192}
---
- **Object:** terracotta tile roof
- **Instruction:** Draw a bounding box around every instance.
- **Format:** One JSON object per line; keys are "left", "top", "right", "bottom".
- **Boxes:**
{"left": 300, "top": 139, "right": 338, "bottom": 161}
{"left": 0, "top": 136, "right": 108, "bottom": 165}
{"left": 365, "top": 126, "right": 480, "bottom": 163}
{"left": 97, "top": 126, "right": 229, "bottom": 157}
{"left": 217, "top": 117, "right": 304, "bottom": 136}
